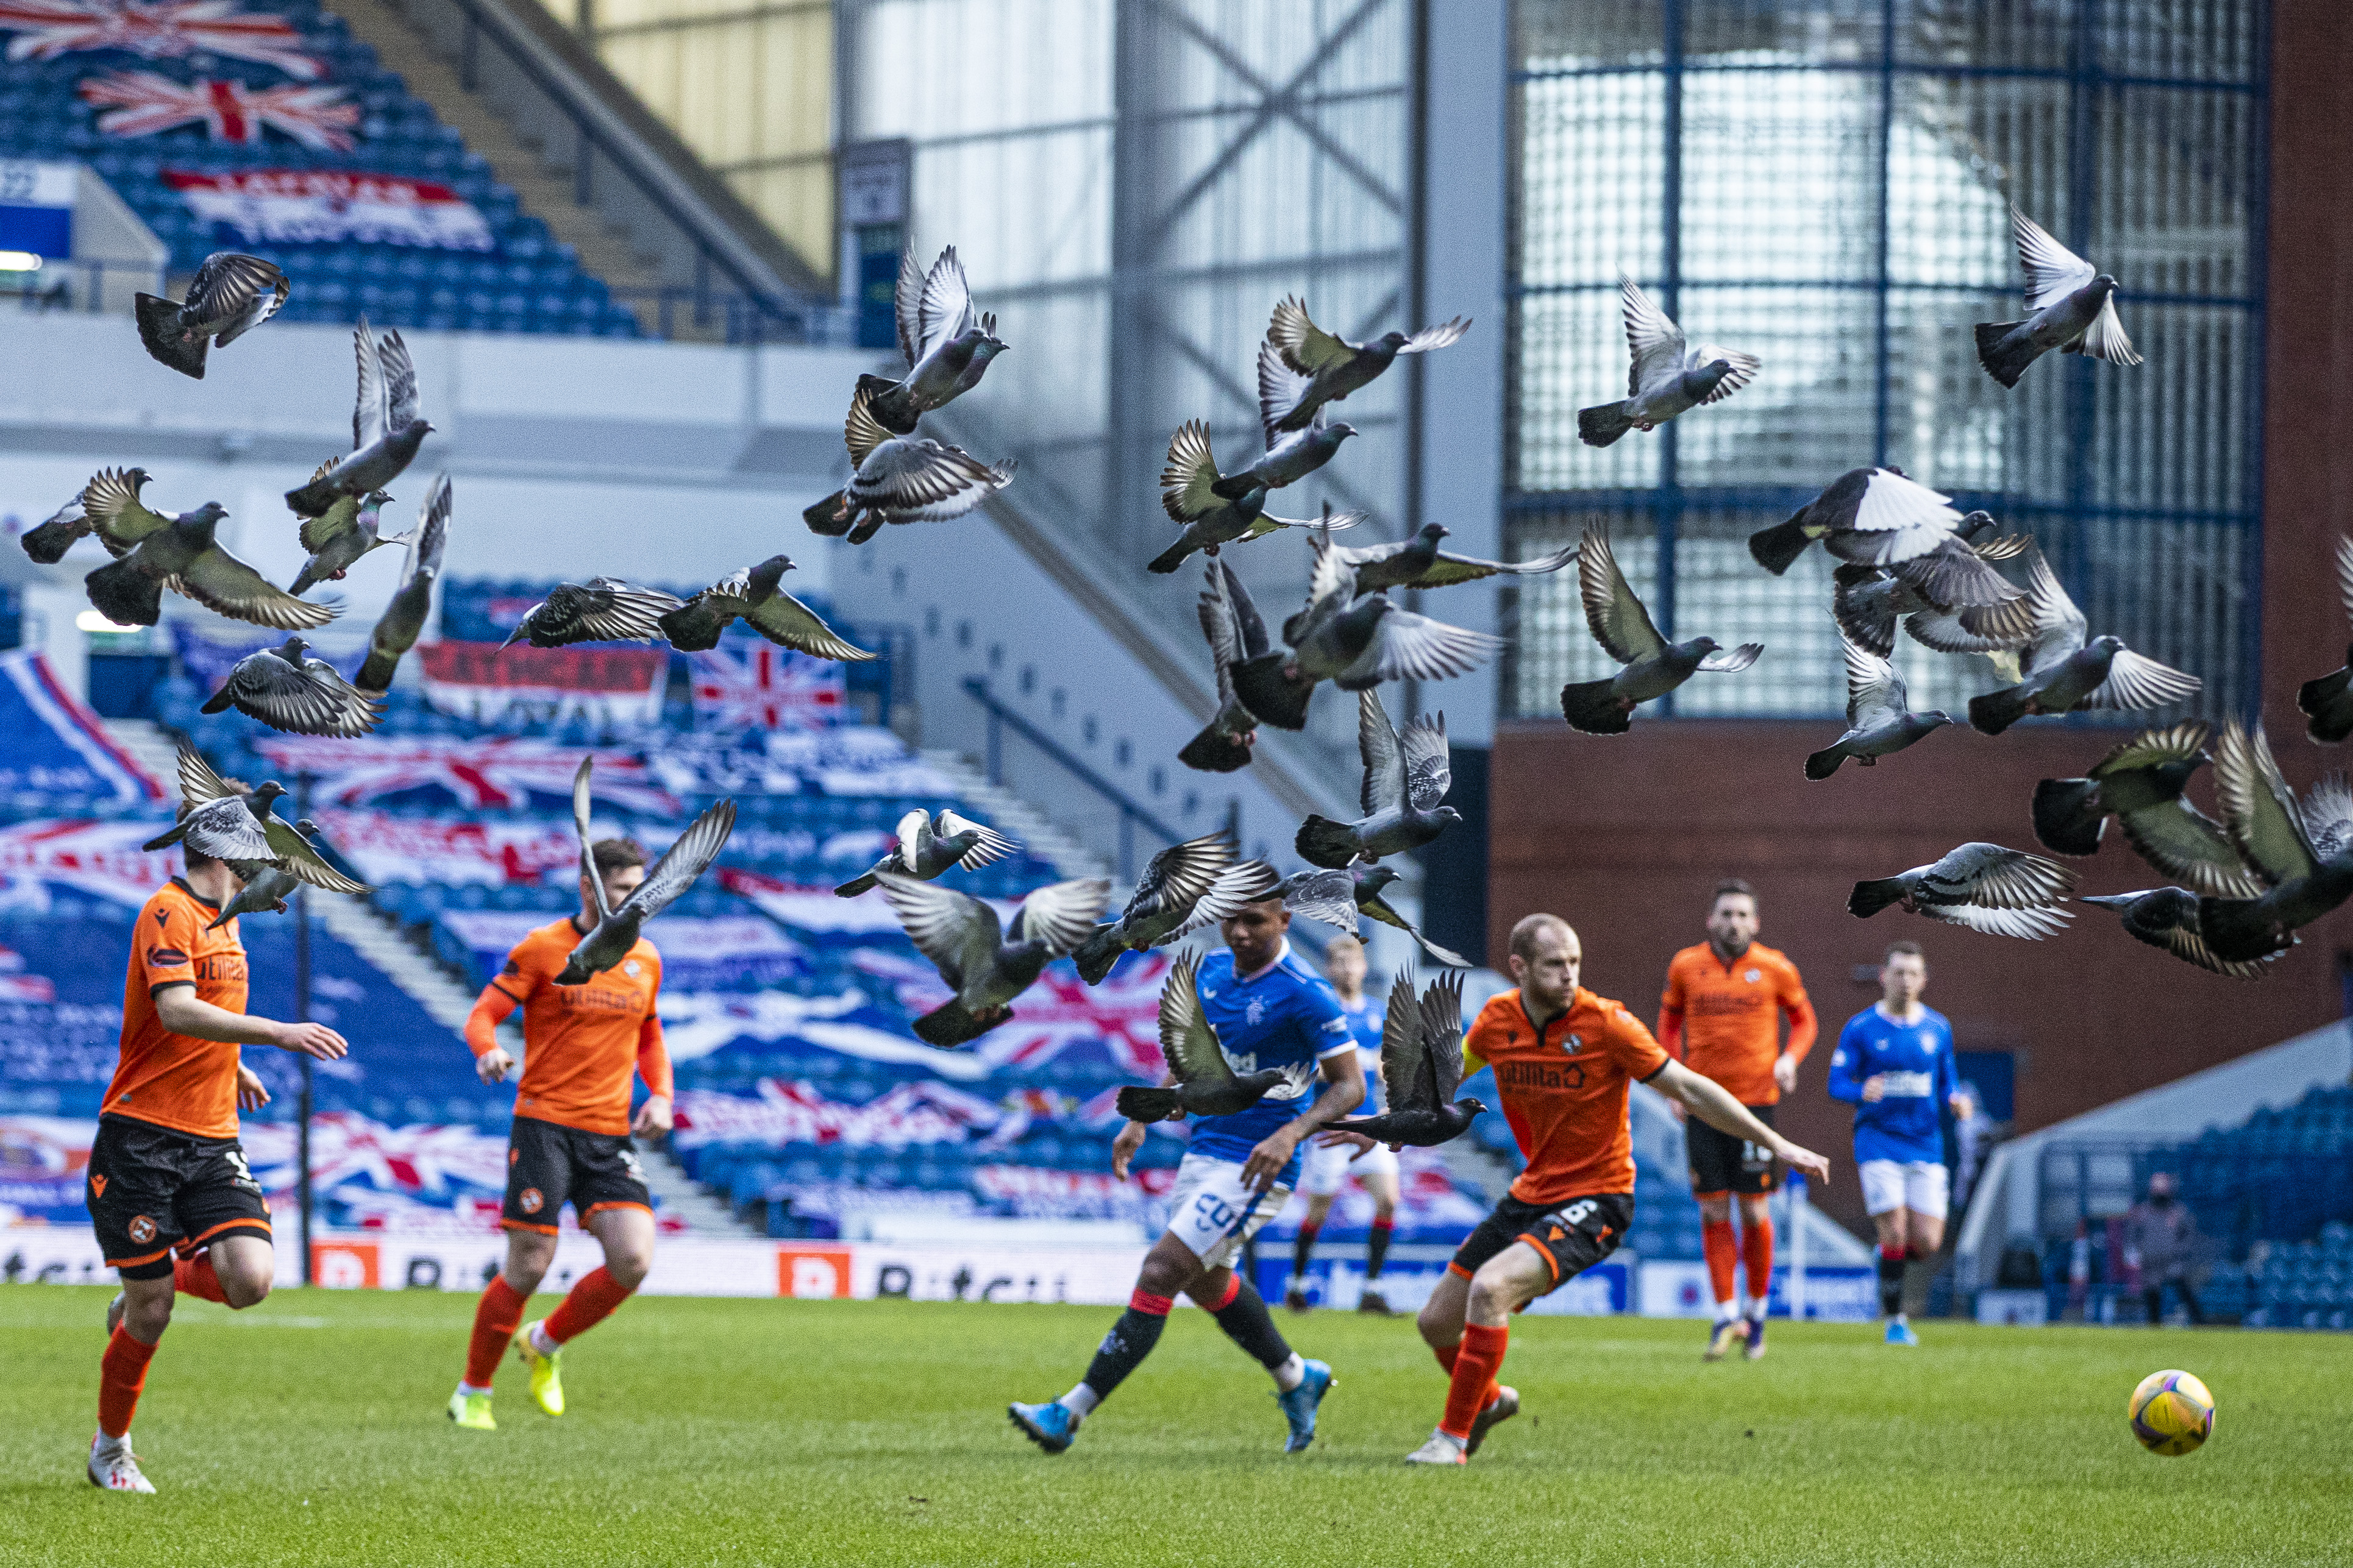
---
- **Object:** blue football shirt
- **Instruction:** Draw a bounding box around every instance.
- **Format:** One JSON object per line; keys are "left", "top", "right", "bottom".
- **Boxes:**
{"left": 1187, "top": 942, "right": 1356, "bottom": 1183}
{"left": 1827, "top": 1003, "right": 1957, "bottom": 1165}
{"left": 1340, "top": 995, "right": 1386, "bottom": 1115}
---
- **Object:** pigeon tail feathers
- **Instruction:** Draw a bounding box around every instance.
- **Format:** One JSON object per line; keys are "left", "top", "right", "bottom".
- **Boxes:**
{"left": 1847, "top": 876, "right": 1910, "bottom": 919}
{"left": 912, "top": 999, "right": 1000, "bottom": 1047}
{"left": 136, "top": 293, "right": 207, "bottom": 380}
{"left": 1968, "top": 684, "right": 2036, "bottom": 736}
{"left": 1177, "top": 725, "right": 1253, "bottom": 773}
{"left": 1230, "top": 653, "right": 1314, "bottom": 731}
{"left": 2031, "top": 778, "right": 2109, "bottom": 857}
{"left": 1804, "top": 743, "right": 1851, "bottom": 781}
{"left": 1116, "top": 1086, "right": 1183, "bottom": 1122}
{"left": 84, "top": 558, "right": 164, "bottom": 628}
{"left": 802, "top": 491, "right": 854, "bottom": 537}
{"left": 1295, "top": 815, "right": 1362, "bottom": 870}
{"left": 1559, "top": 676, "right": 1634, "bottom": 735}
{"left": 1974, "top": 321, "right": 2041, "bottom": 389}
{"left": 1071, "top": 924, "right": 1127, "bottom": 986}
{"left": 832, "top": 870, "right": 880, "bottom": 899}
{"left": 1747, "top": 516, "right": 1812, "bottom": 576}
{"left": 1577, "top": 402, "right": 1636, "bottom": 449}
{"left": 2299, "top": 664, "right": 2353, "bottom": 744}
{"left": 1147, "top": 538, "right": 1197, "bottom": 575}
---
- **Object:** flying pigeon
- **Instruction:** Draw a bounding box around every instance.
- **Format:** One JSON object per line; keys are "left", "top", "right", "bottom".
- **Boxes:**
{"left": 1804, "top": 634, "right": 1952, "bottom": 779}
{"left": 1847, "top": 842, "right": 2076, "bottom": 938}
{"left": 1330, "top": 970, "right": 1483, "bottom": 1146}
{"left": 2081, "top": 889, "right": 2276, "bottom": 981}
{"left": 1297, "top": 692, "right": 1460, "bottom": 867}
{"left": 805, "top": 385, "right": 1015, "bottom": 545}
{"left": 134, "top": 252, "right": 287, "bottom": 379}
{"left": 1114, "top": 952, "right": 1313, "bottom": 1121}
{"left": 1180, "top": 558, "right": 1270, "bottom": 773}
{"left": 2029, "top": 723, "right": 2265, "bottom": 898}
{"left": 2296, "top": 536, "right": 2353, "bottom": 744}
{"left": 1071, "top": 834, "right": 1278, "bottom": 984}
{"left": 500, "top": 576, "right": 682, "bottom": 649}
{"left": 144, "top": 747, "right": 368, "bottom": 895}
{"left": 1275, "top": 863, "right": 1470, "bottom": 968}
{"left": 851, "top": 246, "right": 1007, "bottom": 434}
{"left": 875, "top": 871, "right": 1111, "bottom": 1046}
{"left": 1830, "top": 511, "right": 2034, "bottom": 658}
{"left": 1329, "top": 523, "right": 1577, "bottom": 595}
{"left": 2197, "top": 722, "right": 2353, "bottom": 965}
{"left": 18, "top": 497, "right": 94, "bottom": 565}
{"left": 285, "top": 319, "right": 431, "bottom": 516}
{"left": 835, "top": 807, "right": 1019, "bottom": 898}
{"left": 1974, "top": 208, "right": 2140, "bottom": 389}
{"left": 201, "top": 636, "right": 383, "bottom": 737}
{"left": 80, "top": 470, "right": 333, "bottom": 632}
{"left": 1967, "top": 548, "right": 2200, "bottom": 734}
{"left": 1231, "top": 530, "right": 1502, "bottom": 732}
{"left": 288, "top": 487, "right": 401, "bottom": 597}
{"left": 354, "top": 473, "right": 452, "bottom": 694}
{"left": 658, "top": 555, "right": 875, "bottom": 662}
{"left": 1576, "top": 274, "right": 1760, "bottom": 448}
{"left": 1559, "top": 525, "right": 1761, "bottom": 734}
{"left": 1264, "top": 296, "right": 1470, "bottom": 433}
{"left": 556, "top": 758, "right": 737, "bottom": 985}
{"left": 1147, "top": 420, "right": 1359, "bottom": 574}
{"left": 1208, "top": 344, "right": 1357, "bottom": 499}
{"left": 1748, "top": 466, "right": 1965, "bottom": 577}
{"left": 205, "top": 862, "right": 302, "bottom": 931}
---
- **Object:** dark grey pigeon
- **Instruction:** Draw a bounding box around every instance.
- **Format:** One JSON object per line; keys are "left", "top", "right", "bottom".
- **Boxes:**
{"left": 659, "top": 555, "right": 874, "bottom": 662}
{"left": 19, "top": 497, "right": 94, "bottom": 565}
{"left": 2029, "top": 722, "right": 2265, "bottom": 897}
{"left": 82, "top": 472, "right": 332, "bottom": 633}
{"left": 877, "top": 871, "right": 1110, "bottom": 1047}
{"left": 2082, "top": 889, "right": 2277, "bottom": 981}
{"left": 1848, "top": 842, "right": 2075, "bottom": 938}
{"left": 852, "top": 246, "right": 1008, "bottom": 434}
{"left": 1072, "top": 836, "right": 1278, "bottom": 984}
{"left": 1275, "top": 864, "right": 1470, "bottom": 968}
{"left": 1804, "top": 634, "right": 1951, "bottom": 779}
{"left": 1831, "top": 511, "right": 2034, "bottom": 658}
{"left": 1115, "top": 952, "right": 1313, "bottom": 1121}
{"left": 285, "top": 320, "right": 431, "bottom": 516}
{"left": 557, "top": 757, "right": 736, "bottom": 985}
{"left": 1968, "top": 548, "right": 2199, "bottom": 734}
{"left": 502, "top": 576, "right": 682, "bottom": 650}
{"left": 135, "top": 252, "right": 287, "bottom": 379}
{"left": 1332, "top": 970, "right": 1483, "bottom": 1146}
{"left": 201, "top": 636, "right": 383, "bottom": 737}
{"left": 355, "top": 474, "right": 451, "bottom": 694}
{"left": 835, "top": 807, "right": 1018, "bottom": 898}
{"left": 1577, "top": 274, "right": 1760, "bottom": 447}
{"left": 1147, "top": 420, "right": 1356, "bottom": 574}
{"left": 147, "top": 747, "right": 367, "bottom": 895}
{"left": 1559, "top": 525, "right": 1760, "bottom": 734}
{"left": 1297, "top": 692, "right": 1460, "bottom": 867}
{"left": 2296, "top": 535, "right": 2353, "bottom": 744}
{"left": 207, "top": 863, "right": 303, "bottom": 931}
{"left": 289, "top": 486, "right": 401, "bottom": 597}
{"left": 1265, "top": 296, "right": 1470, "bottom": 433}
{"left": 806, "top": 386, "right": 1015, "bottom": 545}
{"left": 1975, "top": 208, "right": 2140, "bottom": 389}
{"left": 1748, "top": 466, "right": 1963, "bottom": 576}
{"left": 1208, "top": 344, "right": 1357, "bottom": 499}
{"left": 1180, "top": 558, "right": 1269, "bottom": 773}
{"left": 1331, "top": 523, "right": 1576, "bottom": 595}
{"left": 1230, "top": 530, "right": 1502, "bottom": 731}
{"left": 2198, "top": 721, "right": 2353, "bottom": 965}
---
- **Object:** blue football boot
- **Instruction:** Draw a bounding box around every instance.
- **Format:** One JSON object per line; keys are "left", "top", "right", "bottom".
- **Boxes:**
{"left": 1008, "top": 1399, "right": 1078, "bottom": 1454}
{"left": 1275, "top": 1360, "right": 1335, "bottom": 1453}
{"left": 1885, "top": 1320, "right": 1921, "bottom": 1347}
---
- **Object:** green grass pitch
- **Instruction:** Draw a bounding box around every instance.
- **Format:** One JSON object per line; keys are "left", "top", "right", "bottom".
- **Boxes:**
{"left": 7, "top": 1284, "right": 2351, "bottom": 1566}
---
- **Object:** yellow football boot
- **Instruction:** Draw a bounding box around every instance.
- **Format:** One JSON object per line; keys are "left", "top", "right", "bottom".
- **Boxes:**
{"left": 447, "top": 1388, "right": 496, "bottom": 1431}
{"left": 513, "top": 1322, "right": 566, "bottom": 1416}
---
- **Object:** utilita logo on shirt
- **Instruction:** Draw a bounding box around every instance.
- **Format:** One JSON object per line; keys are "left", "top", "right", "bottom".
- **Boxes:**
{"left": 1501, "top": 1059, "right": 1585, "bottom": 1091}
{"left": 1878, "top": 1071, "right": 1934, "bottom": 1097}
{"left": 557, "top": 984, "right": 643, "bottom": 1015}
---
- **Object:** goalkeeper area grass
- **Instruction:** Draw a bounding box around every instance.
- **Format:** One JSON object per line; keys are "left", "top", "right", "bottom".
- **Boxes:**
{"left": 7, "top": 1284, "right": 2351, "bottom": 1566}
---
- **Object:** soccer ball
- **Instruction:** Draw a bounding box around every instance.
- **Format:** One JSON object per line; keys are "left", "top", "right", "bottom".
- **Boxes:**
{"left": 2128, "top": 1369, "right": 2215, "bottom": 1456}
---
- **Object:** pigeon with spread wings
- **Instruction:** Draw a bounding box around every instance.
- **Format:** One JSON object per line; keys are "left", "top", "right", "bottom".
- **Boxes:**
{"left": 1264, "top": 296, "right": 1469, "bottom": 433}
{"left": 80, "top": 469, "right": 333, "bottom": 633}
{"left": 1276, "top": 864, "right": 1472, "bottom": 968}
{"left": 1748, "top": 466, "right": 1965, "bottom": 578}
{"left": 288, "top": 487, "right": 401, "bottom": 597}
{"left": 1967, "top": 547, "right": 2200, "bottom": 734}
{"left": 135, "top": 252, "right": 287, "bottom": 379}
{"left": 1071, "top": 834, "right": 1278, "bottom": 984}
{"left": 852, "top": 246, "right": 1008, "bottom": 435}
{"left": 144, "top": 746, "right": 368, "bottom": 895}
{"left": 1804, "top": 634, "right": 1951, "bottom": 779}
{"left": 1297, "top": 692, "right": 1461, "bottom": 868}
{"left": 1331, "top": 970, "right": 1482, "bottom": 1146}
{"left": 500, "top": 576, "right": 682, "bottom": 649}
{"left": 1559, "top": 525, "right": 1761, "bottom": 734}
{"left": 2083, "top": 889, "right": 2278, "bottom": 981}
{"left": 1975, "top": 208, "right": 2141, "bottom": 389}
{"left": 1577, "top": 274, "right": 1760, "bottom": 448}
{"left": 833, "top": 808, "right": 1019, "bottom": 899}
{"left": 876, "top": 872, "right": 1111, "bottom": 1046}
{"left": 1181, "top": 558, "right": 1270, "bottom": 773}
{"left": 1207, "top": 344, "right": 1358, "bottom": 500}
{"left": 2029, "top": 723, "right": 2266, "bottom": 898}
{"left": 201, "top": 637, "right": 383, "bottom": 737}
{"left": 556, "top": 758, "right": 736, "bottom": 985}
{"left": 2196, "top": 722, "right": 2353, "bottom": 965}
{"left": 1114, "top": 953, "right": 1312, "bottom": 1121}
{"left": 2296, "top": 536, "right": 2353, "bottom": 745}
{"left": 1330, "top": 523, "right": 1576, "bottom": 595}
{"left": 1848, "top": 842, "right": 2075, "bottom": 938}
{"left": 805, "top": 386, "right": 1015, "bottom": 545}
{"left": 1830, "top": 511, "right": 2034, "bottom": 659}
{"left": 354, "top": 474, "right": 451, "bottom": 694}
{"left": 285, "top": 319, "right": 432, "bottom": 516}
{"left": 1147, "top": 421, "right": 1360, "bottom": 574}
{"left": 658, "top": 555, "right": 874, "bottom": 661}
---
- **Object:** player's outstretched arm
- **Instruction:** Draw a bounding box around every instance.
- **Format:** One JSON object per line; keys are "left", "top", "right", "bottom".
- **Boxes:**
{"left": 154, "top": 983, "right": 347, "bottom": 1060}
{"left": 1649, "top": 1059, "right": 1831, "bottom": 1182}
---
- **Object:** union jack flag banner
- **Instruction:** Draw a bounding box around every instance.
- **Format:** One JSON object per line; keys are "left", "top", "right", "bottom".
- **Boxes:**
{"left": 856, "top": 948, "right": 1171, "bottom": 1079}
{"left": 0, "top": 0, "right": 324, "bottom": 77}
{"left": 80, "top": 69, "right": 357, "bottom": 151}
{"left": 689, "top": 644, "right": 846, "bottom": 733}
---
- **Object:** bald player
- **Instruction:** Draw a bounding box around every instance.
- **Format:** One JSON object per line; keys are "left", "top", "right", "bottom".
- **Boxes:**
{"left": 1348, "top": 913, "right": 1829, "bottom": 1465}
{"left": 1657, "top": 879, "right": 1817, "bottom": 1360}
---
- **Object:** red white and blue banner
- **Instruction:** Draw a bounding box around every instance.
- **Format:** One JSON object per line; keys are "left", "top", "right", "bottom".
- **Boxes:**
{"left": 84, "top": 71, "right": 356, "bottom": 151}
{"left": 438, "top": 910, "right": 803, "bottom": 993}
{"left": 672, "top": 1079, "right": 1000, "bottom": 1152}
{"left": 0, "top": 650, "right": 166, "bottom": 804}
{"left": 255, "top": 736, "right": 681, "bottom": 816}
{"left": 853, "top": 947, "right": 1170, "bottom": 1080}
{"left": 0, "top": 820, "right": 179, "bottom": 907}
{"left": 164, "top": 169, "right": 495, "bottom": 252}
{"left": 688, "top": 644, "right": 845, "bottom": 734}
{"left": 0, "top": 0, "right": 325, "bottom": 77}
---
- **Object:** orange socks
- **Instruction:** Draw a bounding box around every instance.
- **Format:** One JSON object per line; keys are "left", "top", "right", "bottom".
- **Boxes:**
{"left": 98, "top": 1324, "right": 158, "bottom": 1439}
{"left": 465, "top": 1275, "right": 527, "bottom": 1387}
{"left": 1742, "top": 1216, "right": 1775, "bottom": 1306}
{"left": 1702, "top": 1217, "right": 1739, "bottom": 1309}
{"left": 173, "top": 1252, "right": 229, "bottom": 1304}
{"left": 544, "top": 1266, "right": 632, "bottom": 1346}
{"left": 1439, "top": 1323, "right": 1508, "bottom": 1440}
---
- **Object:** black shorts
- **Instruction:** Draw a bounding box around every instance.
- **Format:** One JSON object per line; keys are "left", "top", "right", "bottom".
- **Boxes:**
{"left": 502, "top": 1116, "right": 651, "bottom": 1233}
{"left": 87, "top": 1115, "right": 271, "bottom": 1281}
{"left": 1688, "top": 1102, "right": 1778, "bottom": 1196}
{"left": 1449, "top": 1191, "right": 1633, "bottom": 1295}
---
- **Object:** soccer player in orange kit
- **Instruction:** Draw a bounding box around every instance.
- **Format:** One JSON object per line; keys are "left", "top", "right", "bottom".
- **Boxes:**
{"left": 1658, "top": 879, "right": 1817, "bottom": 1360}
{"left": 446, "top": 837, "right": 673, "bottom": 1430}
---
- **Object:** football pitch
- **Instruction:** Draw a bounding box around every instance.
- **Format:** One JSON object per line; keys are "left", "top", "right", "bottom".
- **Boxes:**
{"left": 6, "top": 1285, "right": 2350, "bottom": 1567}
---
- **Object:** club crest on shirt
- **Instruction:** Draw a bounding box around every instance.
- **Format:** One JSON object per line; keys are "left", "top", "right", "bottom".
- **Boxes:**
{"left": 1745, "top": 968, "right": 1762, "bottom": 984}
{"left": 1561, "top": 1032, "right": 1583, "bottom": 1052}
{"left": 1245, "top": 998, "right": 1266, "bottom": 1025}
{"left": 624, "top": 960, "right": 643, "bottom": 978}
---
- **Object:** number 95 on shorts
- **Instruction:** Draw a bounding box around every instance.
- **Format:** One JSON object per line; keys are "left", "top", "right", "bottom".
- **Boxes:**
{"left": 1164, "top": 1152, "right": 1292, "bottom": 1271}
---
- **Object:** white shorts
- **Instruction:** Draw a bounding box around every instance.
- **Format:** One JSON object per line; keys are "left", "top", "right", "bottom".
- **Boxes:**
{"left": 1297, "top": 1137, "right": 1400, "bottom": 1197}
{"left": 1165, "top": 1152, "right": 1292, "bottom": 1269}
{"left": 1859, "top": 1159, "right": 1950, "bottom": 1220}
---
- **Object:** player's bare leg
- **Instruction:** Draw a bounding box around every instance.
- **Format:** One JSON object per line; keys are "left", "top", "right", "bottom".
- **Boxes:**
{"left": 1409, "top": 1244, "right": 1544, "bottom": 1464}
{"left": 514, "top": 1205, "right": 655, "bottom": 1416}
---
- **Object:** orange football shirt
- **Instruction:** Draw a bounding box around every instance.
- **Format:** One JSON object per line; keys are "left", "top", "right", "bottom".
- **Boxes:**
{"left": 488, "top": 920, "right": 666, "bottom": 1136}
{"left": 1657, "top": 942, "right": 1816, "bottom": 1105}
{"left": 1462, "top": 987, "right": 1670, "bottom": 1205}
{"left": 102, "top": 878, "right": 251, "bottom": 1140}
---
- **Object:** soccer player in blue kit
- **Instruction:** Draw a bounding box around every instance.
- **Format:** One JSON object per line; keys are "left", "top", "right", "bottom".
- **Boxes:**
{"left": 1008, "top": 895, "right": 1365, "bottom": 1454}
{"left": 1827, "top": 939, "right": 1963, "bottom": 1346}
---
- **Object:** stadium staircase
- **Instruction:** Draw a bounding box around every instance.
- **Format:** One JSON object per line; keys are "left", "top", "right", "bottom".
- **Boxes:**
{"left": 915, "top": 750, "right": 1110, "bottom": 885}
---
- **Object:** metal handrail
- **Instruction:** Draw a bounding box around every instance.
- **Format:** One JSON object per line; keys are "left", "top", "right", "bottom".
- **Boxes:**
{"left": 5, "top": 256, "right": 164, "bottom": 313}
{"left": 963, "top": 676, "right": 1186, "bottom": 882}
